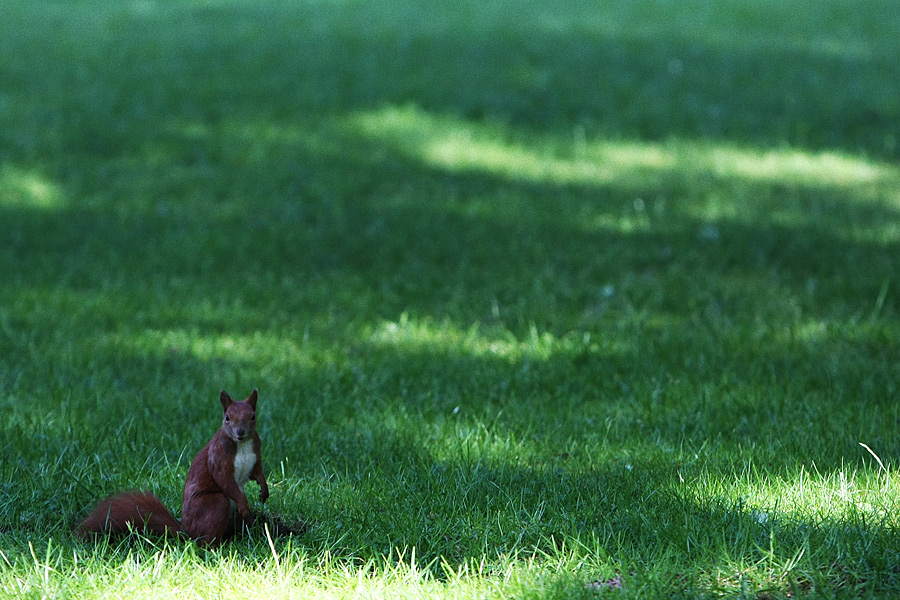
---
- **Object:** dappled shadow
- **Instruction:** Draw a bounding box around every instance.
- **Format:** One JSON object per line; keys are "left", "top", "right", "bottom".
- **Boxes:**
{"left": 5, "top": 1, "right": 897, "bottom": 159}
{"left": 21, "top": 333, "right": 898, "bottom": 592}
{"left": 3, "top": 33, "right": 899, "bottom": 501}
{"left": 2, "top": 113, "right": 897, "bottom": 334}
{"left": 2, "top": 1, "right": 900, "bottom": 594}
{"left": 264, "top": 415, "right": 900, "bottom": 594}
{"left": 2, "top": 0, "right": 898, "bottom": 344}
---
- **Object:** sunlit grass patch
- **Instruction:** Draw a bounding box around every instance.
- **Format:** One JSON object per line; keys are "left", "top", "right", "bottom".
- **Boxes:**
{"left": 0, "top": 165, "right": 64, "bottom": 209}
{"left": 686, "top": 461, "right": 900, "bottom": 527}
{"left": 0, "top": 540, "right": 600, "bottom": 600}
{"left": 348, "top": 106, "right": 675, "bottom": 188}
{"left": 349, "top": 105, "right": 898, "bottom": 190}
{"left": 102, "top": 328, "right": 311, "bottom": 369}
{"left": 367, "top": 314, "right": 564, "bottom": 363}
{"left": 369, "top": 114, "right": 674, "bottom": 187}
{"left": 701, "top": 145, "right": 888, "bottom": 186}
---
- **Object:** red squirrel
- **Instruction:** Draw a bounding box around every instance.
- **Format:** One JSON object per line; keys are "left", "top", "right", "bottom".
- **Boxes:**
{"left": 76, "top": 389, "right": 269, "bottom": 546}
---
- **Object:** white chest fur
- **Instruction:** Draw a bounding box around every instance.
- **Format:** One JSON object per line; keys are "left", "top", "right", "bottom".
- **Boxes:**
{"left": 233, "top": 440, "right": 256, "bottom": 489}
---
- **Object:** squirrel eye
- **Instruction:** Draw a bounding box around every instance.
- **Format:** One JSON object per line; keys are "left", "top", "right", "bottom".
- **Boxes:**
{"left": 225, "top": 415, "right": 230, "bottom": 422}
{"left": 251, "top": 414, "right": 256, "bottom": 420}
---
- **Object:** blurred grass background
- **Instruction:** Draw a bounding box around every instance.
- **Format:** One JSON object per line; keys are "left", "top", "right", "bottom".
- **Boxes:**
{"left": 1, "top": 0, "right": 900, "bottom": 597}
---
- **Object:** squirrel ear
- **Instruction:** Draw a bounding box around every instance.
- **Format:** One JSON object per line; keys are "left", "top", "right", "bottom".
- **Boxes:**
{"left": 220, "top": 390, "right": 234, "bottom": 411}
{"left": 247, "top": 388, "right": 258, "bottom": 409}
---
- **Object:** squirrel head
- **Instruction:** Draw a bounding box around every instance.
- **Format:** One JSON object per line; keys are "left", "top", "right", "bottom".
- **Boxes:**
{"left": 220, "top": 389, "right": 258, "bottom": 443}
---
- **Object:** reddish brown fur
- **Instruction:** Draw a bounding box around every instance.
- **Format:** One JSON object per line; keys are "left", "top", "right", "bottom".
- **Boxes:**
{"left": 181, "top": 389, "right": 268, "bottom": 545}
{"left": 76, "top": 389, "right": 268, "bottom": 547}
{"left": 75, "top": 491, "right": 182, "bottom": 538}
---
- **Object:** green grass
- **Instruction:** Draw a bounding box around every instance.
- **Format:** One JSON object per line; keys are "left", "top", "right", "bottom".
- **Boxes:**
{"left": 2, "top": 0, "right": 900, "bottom": 597}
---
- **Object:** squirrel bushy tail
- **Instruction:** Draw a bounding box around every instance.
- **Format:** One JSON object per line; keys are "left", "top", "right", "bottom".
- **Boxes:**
{"left": 76, "top": 491, "right": 183, "bottom": 538}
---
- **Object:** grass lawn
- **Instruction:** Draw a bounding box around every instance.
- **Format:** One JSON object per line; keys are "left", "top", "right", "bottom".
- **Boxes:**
{"left": 2, "top": 0, "right": 900, "bottom": 597}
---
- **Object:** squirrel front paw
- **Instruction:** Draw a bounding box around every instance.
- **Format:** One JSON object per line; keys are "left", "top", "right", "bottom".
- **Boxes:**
{"left": 260, "top": 486, "right": 269, "bottom": 504}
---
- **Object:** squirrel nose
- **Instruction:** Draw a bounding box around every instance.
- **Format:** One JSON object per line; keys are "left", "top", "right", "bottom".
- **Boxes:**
{"left": 235, "top": 427, "right": 247, "bottom": 439}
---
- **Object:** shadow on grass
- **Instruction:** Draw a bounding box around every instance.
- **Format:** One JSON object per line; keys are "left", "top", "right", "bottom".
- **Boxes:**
{"left": 1, "top": 1, "right": 900, "bottom": 594}
{"left": 2, "top": 319, "right": 899, "bottom": 596}
{"left": 3, "top": 62, "right": 899, "bottom": 558}
{"left": 5, "top": 0, "right": 898, "bottom": 159}
{"left": 2, "top": 1, "right": 898, "bottom": 344}
{"left": 2, "top": 118, "right": 898, "bottom": 337}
